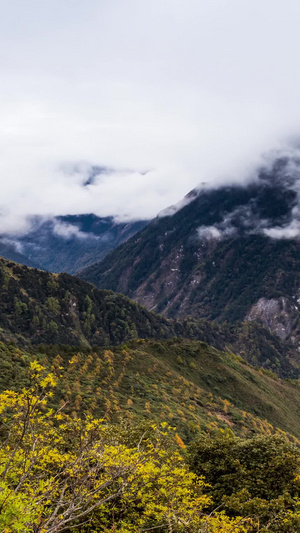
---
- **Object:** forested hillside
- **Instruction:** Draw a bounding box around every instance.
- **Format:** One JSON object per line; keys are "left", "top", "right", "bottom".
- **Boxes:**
{"left": 0, "top": 258, "right": 299, "bottom": 531}
{"left": 0, "top": 256, "right": 298, "bottom": 377}
{"left": 0, "top": 253, "right": 299, "bottom": 531}
{"left": 0, "top": 257, "right": 172, "bottom": 346}
{"left": 1, "top": 356, "right": 300, "bottom": 532}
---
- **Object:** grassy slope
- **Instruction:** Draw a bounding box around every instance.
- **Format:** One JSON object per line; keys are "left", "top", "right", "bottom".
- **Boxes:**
{"left": 3, "top": 339, "right": 300, "bottom": 443}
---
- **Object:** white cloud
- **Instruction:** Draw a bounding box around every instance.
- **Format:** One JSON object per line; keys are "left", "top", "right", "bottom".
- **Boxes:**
{"left": 1, "top": 1, "right": 300, "bottom": 232}
{"left": 263, "top": 223, "right": 300, "bottom": 240}
{"left": 197, "top": 226, "right": 223, "bottom": 240}
{"left": 52, "top": 220, "right": 91, "bottom": 240}
{"left": 195, "top": 154, "right": 300, "bottom": 242}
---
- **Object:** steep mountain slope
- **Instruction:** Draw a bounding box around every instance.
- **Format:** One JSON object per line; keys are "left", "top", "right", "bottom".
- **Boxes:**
{"left": 78, "top": 156, "right": 300, "bottom": 345}
{"left": 2, "top": 338, "right": 300, "bottom": 442}
{"left": 0, "top": 256, "right": 297, "bottom": 377}
{"left": 0, "top": 239, "right": 43, "bottom": 269}
{"left": 0, "top": 214, "right": 147, "bottom": 274}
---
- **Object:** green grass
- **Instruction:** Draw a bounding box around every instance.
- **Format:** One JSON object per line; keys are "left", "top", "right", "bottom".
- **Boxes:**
{"left": 23, "top": 338, "right": 300, "bottom": 443}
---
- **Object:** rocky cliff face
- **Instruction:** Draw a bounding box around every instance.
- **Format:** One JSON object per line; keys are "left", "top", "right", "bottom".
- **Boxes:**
{"left": 246, "top": 297, "right": 299, "bottom": 340}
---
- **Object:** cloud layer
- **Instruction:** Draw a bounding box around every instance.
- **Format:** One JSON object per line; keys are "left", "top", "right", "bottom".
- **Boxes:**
{"left": 2, "top": 1, "right": 300, "bottom": 233}
{"left": 196, "top": 153, "right": 300, "bottom": 242}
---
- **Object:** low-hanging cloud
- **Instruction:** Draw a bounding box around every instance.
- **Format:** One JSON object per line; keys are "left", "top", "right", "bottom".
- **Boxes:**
{"left": 52, "top": 220, "right": 92, "bottom": 240}
{"left": 2, "top": 1, "right": 300, "bottom": 234}
{"left": 196, "top": 153, "right": 300, "bottom": 242}
{"left": 263, "top": 206, "right": 300, "bottom": 240}
{"left": 264, "top": 222, "right": 300, "bottom": 240}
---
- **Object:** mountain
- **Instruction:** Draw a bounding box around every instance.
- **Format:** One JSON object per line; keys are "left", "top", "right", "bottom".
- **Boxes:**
{"left": 78, "top": 156, "right": 300, "bottom": 346}
{"left": 0, "top": 238, "right": 43, "bottom": 269}
{"left": 0, "top": 214, "right": 147, "bottom": 274}
{"left": 0, "top": 256, "right": 297, "bottom": 377}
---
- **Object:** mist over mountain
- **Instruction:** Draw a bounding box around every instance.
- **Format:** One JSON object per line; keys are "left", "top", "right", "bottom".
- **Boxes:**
{"left": 0, "top": 214, "right": 147, "bottom": 274}
{"left": 194, "top": 155, "right": 300, "bottom": 240}
{"left": 78, "top": 155, "right": 300, "bottom": 347}
{"left": 0, "top": 239, "right": 43, "bottom": 270}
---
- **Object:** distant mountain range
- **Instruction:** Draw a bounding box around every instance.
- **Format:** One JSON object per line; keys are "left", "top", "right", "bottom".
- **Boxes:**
{"left": 0, "top": 214, "right": 147, "bottom": 273}
{"left": 78, "top": 156, "right": 300, "bottom": 349}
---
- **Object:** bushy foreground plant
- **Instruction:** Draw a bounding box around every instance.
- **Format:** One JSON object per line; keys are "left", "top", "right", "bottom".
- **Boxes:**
{"left": 188, "top": 433, "right": 300, "bottom": 532}
{"left": 0, "top": 362, "right": 251, "bottom": 532}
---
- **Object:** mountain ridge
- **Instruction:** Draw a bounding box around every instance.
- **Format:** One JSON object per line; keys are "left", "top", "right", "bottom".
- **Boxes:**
{"left": 0, "top": 255, "right": 296, "bottom": 377}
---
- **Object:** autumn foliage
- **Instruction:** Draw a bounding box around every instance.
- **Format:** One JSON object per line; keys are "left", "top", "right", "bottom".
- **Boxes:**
{"left": 0, "top": 363, "right": 299, "bottom": 532}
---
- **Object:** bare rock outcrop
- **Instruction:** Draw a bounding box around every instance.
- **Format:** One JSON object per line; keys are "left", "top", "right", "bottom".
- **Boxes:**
{"left": 246, "top": 297, "right": 298, "bottom": 340}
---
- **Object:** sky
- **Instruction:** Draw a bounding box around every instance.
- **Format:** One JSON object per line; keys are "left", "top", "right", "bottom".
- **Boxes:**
{"left": 1, "top": 0, "right": 300, "bottom": 233}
